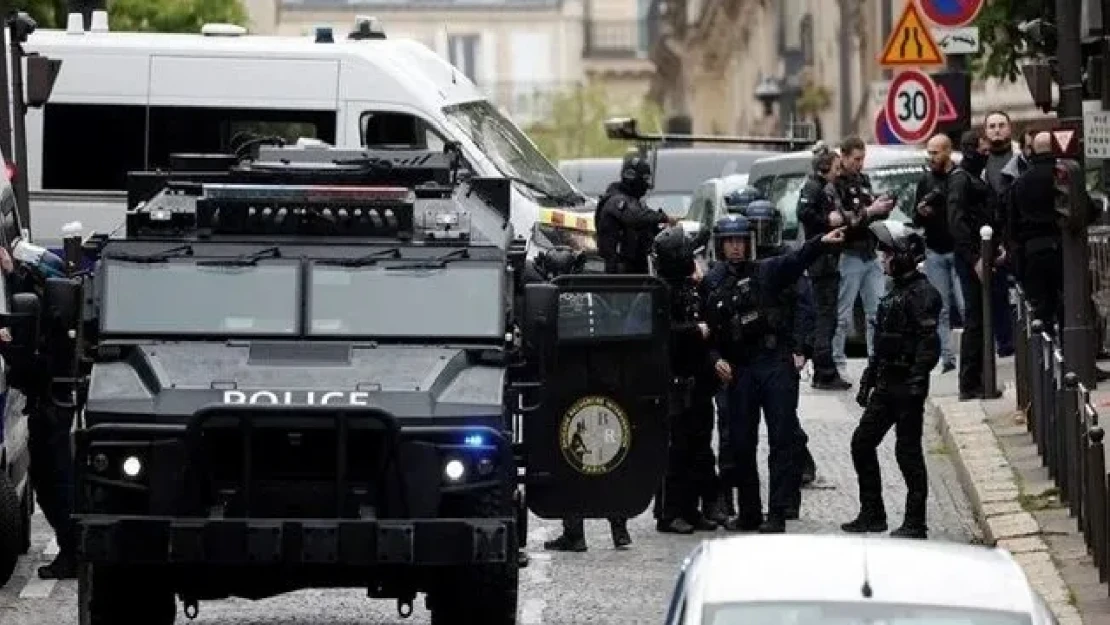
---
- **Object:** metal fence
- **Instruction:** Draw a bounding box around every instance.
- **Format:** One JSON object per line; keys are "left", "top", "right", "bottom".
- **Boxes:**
{"left": 1013, "top": 284, "right": 1110, "bottom": 586}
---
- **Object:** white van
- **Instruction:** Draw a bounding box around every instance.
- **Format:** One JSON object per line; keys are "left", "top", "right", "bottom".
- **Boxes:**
{"left": 21, "top": 18, "right": 585, "bottom": 246}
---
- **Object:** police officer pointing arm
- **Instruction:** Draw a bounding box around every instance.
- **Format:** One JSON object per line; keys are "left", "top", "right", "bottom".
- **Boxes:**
{"left": 702, "top": 215, "right": 845, "bottom": 533}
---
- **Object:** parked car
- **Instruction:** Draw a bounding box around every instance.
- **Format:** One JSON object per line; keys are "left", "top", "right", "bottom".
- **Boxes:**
{"left": 665, "top": 534, "right": 1059, "bottom": 625}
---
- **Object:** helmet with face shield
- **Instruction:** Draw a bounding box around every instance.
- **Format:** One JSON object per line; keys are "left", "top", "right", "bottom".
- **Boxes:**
{"left": 741, "top": 199, "right": 783, "bottom": 257}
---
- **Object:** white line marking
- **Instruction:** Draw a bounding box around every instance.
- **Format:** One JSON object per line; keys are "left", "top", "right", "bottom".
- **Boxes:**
{"left": 43, "top": 538, "right": 58, "bottom": 557}
{"left": 18, "top": 577, "right": 57, "bottom": 599}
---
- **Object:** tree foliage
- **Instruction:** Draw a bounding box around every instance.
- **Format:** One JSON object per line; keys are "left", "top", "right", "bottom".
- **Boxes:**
{"left": 973, "top": 0, "right": 1055, "bottom": 82}
{"left": 9, "top": 0, "right": 246, "bottom": 32}
{"left": 525, "top": 82, "right": 665, "bottom": 162}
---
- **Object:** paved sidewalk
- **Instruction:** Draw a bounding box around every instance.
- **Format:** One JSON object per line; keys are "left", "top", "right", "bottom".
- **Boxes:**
{"left": 927, "top": 376, "right": 1110, "bottom": 625}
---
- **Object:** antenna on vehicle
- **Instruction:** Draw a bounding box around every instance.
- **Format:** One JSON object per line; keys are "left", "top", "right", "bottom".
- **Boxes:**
{"left": 860, "top": 538, "right": 873, "bottom": 599}
{"left": 443, "top": 24, "right": 457, "bottom": 85}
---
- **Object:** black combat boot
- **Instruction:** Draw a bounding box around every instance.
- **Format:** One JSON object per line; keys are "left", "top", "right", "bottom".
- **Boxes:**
{"left": 543, "top": 533, "right": 587, "bottom": 552}
{"left": 657, "top": 517, "right": 696, "bottom": 534}
{"left": 610, "top": 519, "right": 632, "bottom": 549}
{"left": 890, "top": 523, "right": 928, "bottom": 539}
{"left": 840, "top": 512, "right": 888, "bottom": 533}
{"left": 758, "top": 514, "right": 787, "bottom": 534}
{"left": 37, "top": 551, "right": 77, "bottom": 580}
{"left": 702, "top": 495, "right": 728, "bottom": 526}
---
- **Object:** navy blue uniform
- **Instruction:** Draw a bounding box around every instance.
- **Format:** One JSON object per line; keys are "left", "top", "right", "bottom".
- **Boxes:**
{"left": 704, "top": 235, "right": 831, "bottom": 530}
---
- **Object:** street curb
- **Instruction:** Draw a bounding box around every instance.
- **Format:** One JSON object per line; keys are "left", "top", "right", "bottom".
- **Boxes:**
{"left": 927, "top": 391, "right": 1084, "bottom": 625}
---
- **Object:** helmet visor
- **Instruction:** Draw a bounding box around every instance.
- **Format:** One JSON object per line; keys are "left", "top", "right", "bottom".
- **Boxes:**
{"left": 749, "top": 215, "right": 782, "bottom": 251}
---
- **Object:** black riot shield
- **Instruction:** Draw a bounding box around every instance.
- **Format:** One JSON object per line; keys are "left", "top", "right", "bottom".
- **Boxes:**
{"left": 524, "top": 273, "right": 671, "bottom": 520}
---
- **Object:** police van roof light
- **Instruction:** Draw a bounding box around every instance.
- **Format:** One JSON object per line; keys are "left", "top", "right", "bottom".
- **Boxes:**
{"left": 65, "top": 12, "right": 83, "bottom": 35}
{"left": 315, "top": 25, "right": 335, "bottom": 43}
{"left": 201, "top": 23, "right": 247, "bottom": 37}
{"left": 89, "top": 10, "right": 109, "bottom": 32}
{"left": 349, "top": 16, "right": 386, "bottom": 40}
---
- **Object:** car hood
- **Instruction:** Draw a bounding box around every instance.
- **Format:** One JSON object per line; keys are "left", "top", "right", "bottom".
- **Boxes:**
{"left": 86, "top": 342, "right": 506, "bottom": 423}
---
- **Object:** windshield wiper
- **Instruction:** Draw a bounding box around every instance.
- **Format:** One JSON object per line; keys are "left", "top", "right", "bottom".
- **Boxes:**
{"left": 196, "top": 246, "right": 282, "bottom": 267}
{"left": 503, "top": 175, "right": 583, "bottom": 206}
{"left": 385, "top": 247, "right": 470, "bottom": 271}
{"left": 316, "top": 247, "right": 402, "bottom": 267}
{"left": 104, "top": 244, "right": 194, "bottom": 264}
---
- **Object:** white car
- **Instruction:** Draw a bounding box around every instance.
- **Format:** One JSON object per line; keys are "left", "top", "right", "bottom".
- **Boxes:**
{"left": 665, "top": 534, "right": 1058, "bottom": 625}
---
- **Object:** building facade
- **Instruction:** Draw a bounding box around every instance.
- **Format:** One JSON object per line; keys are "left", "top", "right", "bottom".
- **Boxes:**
{"left": 648, "top": 0, "right": 1051, "bottom": 140}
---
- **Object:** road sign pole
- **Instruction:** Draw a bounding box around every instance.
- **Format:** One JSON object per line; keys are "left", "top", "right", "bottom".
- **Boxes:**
{"left": 1057, "top": 0, "right": 1096, "bottom": 388}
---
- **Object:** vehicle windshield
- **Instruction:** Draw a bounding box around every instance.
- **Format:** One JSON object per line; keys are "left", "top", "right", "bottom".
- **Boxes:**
{"left": 646, "top": 192, "right": 693, "bottom": 217}
{"left": 101, "top": 260, "right": 300, "bottom": 335}
{"left": 702, "top": 601, "right": 1033, "bottom": 625}
{"left": 770, "top": 174, "right": 808, "bottom": 235}
{"left": 444, "top": 100, "right": 581, "bottom": 206}
{"left": 309, "top": 263, "right": 504, "bottom": 338}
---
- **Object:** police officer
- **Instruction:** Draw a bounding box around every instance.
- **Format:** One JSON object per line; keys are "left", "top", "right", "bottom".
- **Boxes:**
{"left": 842, "top": 221, "right": 941, "bottom": 539}
{"left": 796, "top": 147, "right": 853, "bottom": 390}
{"left": 651, "top": 225, "right": 720, "bottom": 534}
{"left": 530, "top": 247, "right": 634, "bottom": 551}
{"left": 703, "top": 214, "right": 845, "bottom": 533}
{"left": 746, "top": 199, "right": 820, "bottom": 496}
{"left": 595, "top": 151, "right": 673, "bottom": 274}
{"left": 1, "top": 245, "right": 78, "bottom": 579}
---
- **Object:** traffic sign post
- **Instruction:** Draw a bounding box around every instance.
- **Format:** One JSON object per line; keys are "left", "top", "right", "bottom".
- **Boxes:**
{"left": 884, "top": 69, "right": 940, "bottom": 144}
{"left": 918, "top": 0, "right": 985, "bottom": 29}
{"left": 879, "top": 1, "right": 946, "bottom": 68}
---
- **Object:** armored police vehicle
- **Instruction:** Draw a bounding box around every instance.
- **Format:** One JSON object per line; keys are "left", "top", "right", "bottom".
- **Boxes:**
{"left": 50, "top": 144, "right": 670, "bottom": 624}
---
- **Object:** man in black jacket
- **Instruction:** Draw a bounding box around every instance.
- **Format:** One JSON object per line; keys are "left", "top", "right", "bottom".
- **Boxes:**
{"left": 1010, "top": 131, "right": 1062, "bottom": 333}
{"left": 939, "top": 132, "right": 1001, "bottom": 401}
{"left": 796, "top": 147, "right": 852, "bottom": 390}
{"left": 912, "top": 134, "right": 962, "bottom": 374}
{"left": 594, "top": 152, "right": 673, "bottom": 274}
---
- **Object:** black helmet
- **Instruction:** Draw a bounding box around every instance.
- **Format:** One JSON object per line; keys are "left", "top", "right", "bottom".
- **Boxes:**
{"left": 724, "top": 186, "right": 764, "bottom": 213}
{"left": 535, "top": 247, "right": 586, "bottom": 279}
{"left": 619, "top": 150, "right": 652, "bottom": 197}
{"left": 869, "top": 220, "right": 926, "bottom": 275}
{"left": 651, "top": 225, "right": 695, "bottom": 281}
{"left": 743, "top": 199, "right": 784, "bottom": 255}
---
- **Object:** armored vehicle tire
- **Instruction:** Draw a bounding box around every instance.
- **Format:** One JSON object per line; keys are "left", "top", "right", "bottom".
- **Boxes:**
{"left": 77, "top": 563, "right": 177, "bottom": 625}
{"left": 430, "top": 485, "right": 519, "bottom": 625}
{"left": 0, "top": 471, "right": 22, "bottom": 587}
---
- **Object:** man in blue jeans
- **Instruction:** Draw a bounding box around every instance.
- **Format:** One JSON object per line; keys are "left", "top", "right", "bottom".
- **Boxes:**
{"left": 913, "top": 135, "right": 963, "bottom": 372}
{"left": 832, "top": 137, "right": 895, "bottom": 370}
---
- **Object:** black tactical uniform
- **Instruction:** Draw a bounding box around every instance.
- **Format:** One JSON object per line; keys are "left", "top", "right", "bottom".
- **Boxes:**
{"left": 595, "top": 152, "right": 669, "bottom": 274}
{"left": 1009, "top": 151, "right": 1061, "bottom": 333}
{"left": 651, "top": 226, "right": 720, "bottom": 533}
{"left": 842, "top": 221, "right": 941, "bottom": 539}
{"left": 796, "top": 150, "right": 852, "bottom": 390}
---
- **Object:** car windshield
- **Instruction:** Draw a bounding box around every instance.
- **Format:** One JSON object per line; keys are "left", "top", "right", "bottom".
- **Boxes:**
{"left": 309, "top": 263, "right": 504, "bottom": 338}
{"left": 770, "top": 174, "right": 808, "bottom": 235}
{"left": 646, "top": 192, "right": 693, "bottom": 217}
{"left": 101, "top": 260, "right": 300, "bottom": 335}
{"left": 444, "top": 100, "right": 580, "bottom": 206}
{"left": 702, "top": 601, "right": 1033, "bottom": 625}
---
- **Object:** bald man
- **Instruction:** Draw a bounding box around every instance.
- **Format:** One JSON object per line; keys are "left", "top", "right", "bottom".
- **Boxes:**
{"left": 1010, "top": 130, "right": 1062, "bottom": 333}
{"left": 913, "top": 134, "right": 962, "bottom": 373}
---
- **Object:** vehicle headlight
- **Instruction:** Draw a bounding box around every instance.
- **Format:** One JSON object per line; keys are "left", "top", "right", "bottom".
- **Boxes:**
{"left": 121, "top": 455, "right": 143, "bottom": 479}
{"left": 443, "top": 458, "right": 466, "bottom": 482}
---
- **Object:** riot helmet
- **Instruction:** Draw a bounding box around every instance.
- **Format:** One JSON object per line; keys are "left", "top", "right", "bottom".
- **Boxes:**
{"left": 743, "top": 199, "right": 784, "bottom": 256}
{"left": 651, "top": 225, "right": 696, "bottom": 281}
{"left": 869, "top": 220, "right": 926, "bottom": 276}
{"left": 712, "top": 214, "right": 752, "bottom": 262}
{"left": 724, "top": 186, "right": 763, "bottom": 213}
{"left": 618, "top": 150, "right": 652, "bottom": 198}
{"left": 535, "top": 247, "right": 586, "bottom": 280}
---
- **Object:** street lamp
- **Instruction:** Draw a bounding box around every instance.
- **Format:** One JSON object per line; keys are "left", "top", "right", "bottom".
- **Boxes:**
{"left": 754, "top": 76, "right": 782, "bottom": 117}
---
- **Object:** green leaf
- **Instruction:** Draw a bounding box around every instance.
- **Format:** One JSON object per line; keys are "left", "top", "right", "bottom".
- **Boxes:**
{"left": 972, "top": 0, "right": 1054, "bottom": 81}
{"left": 523, "top": 83, "right": 665, "bottom": 162}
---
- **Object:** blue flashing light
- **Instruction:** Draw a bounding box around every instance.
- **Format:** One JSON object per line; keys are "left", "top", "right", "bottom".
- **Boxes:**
{"left": 464, "top": 434, "right": 485, "bottom": 447}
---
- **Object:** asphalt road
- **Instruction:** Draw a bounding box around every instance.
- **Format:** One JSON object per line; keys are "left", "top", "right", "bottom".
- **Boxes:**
{"left": 0, "top": 359, "right": 982, "bottom": 625}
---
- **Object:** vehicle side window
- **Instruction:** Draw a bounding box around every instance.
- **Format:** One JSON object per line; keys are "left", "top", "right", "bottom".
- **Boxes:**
{"left": 687, "top": 182, "right": 714, "bottom": 223}
{"left": 751, "top": 175, "right": 774, "bottom": 197}
{"left": 42, "top": 103, "right": 338, "bottom": 191}
{"left": 360, "top": 111, "right": 446, "bottom": 152}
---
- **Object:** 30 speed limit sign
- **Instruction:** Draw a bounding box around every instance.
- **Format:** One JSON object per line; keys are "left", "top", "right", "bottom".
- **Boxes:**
{"left": 883, "top": 69, "right": 939, "bottom": 144}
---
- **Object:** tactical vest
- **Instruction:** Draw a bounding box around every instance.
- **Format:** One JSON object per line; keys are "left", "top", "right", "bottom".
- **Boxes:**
{"left": 873, "top": 286, "right": 917, "bottom": 372}
{"left": 707, "top": 263, "right": 795, "bottom": 357}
